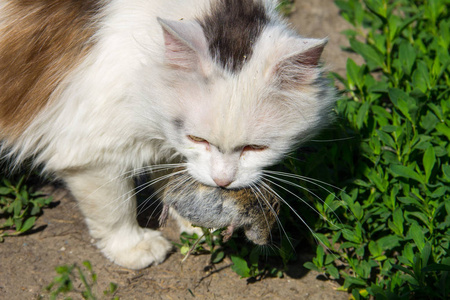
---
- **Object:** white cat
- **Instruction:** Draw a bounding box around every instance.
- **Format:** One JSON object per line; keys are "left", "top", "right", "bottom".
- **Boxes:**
{"left": 0, "top": 0, "right": 335, "bottom": 269}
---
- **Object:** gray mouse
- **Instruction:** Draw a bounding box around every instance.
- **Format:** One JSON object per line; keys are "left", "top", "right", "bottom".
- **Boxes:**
{"left": 160, "top": 170, "right": 280, "bottom": 245}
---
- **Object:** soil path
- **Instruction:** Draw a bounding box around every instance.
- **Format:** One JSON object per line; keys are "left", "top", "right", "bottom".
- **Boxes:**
{"left": 0, "top": 1, "right": 358, "bottom": 299}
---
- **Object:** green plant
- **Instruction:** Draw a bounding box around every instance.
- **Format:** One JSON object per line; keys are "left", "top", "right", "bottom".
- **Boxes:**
{"left": 45, "top": 260, "right": 119, "bottom": 300}
{"left": 176, "top": 228, "right": 287, "bottom": 279}
{"left": 295, "top": 0, "right": 450, "bottom": 298}
{"left": 0, "top": 175, "right": 52, "bottom": 242}
{"left": 175, "top": 228, "right": 226, "bottom": 264}
{"left": 227, "top": 241, "right": 285, "bottom": 279}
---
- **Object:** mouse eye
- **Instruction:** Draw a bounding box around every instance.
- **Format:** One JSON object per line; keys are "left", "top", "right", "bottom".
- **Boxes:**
{"left": 187, "top": 135, "right": 208, "bottom": 144}
{"left": 242, "top": 145, "right": 268, "bottom": 152}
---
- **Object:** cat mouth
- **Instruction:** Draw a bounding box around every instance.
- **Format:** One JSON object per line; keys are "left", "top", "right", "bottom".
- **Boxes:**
{"left": 160, "top": 168, "right": 280, "bottom": 245}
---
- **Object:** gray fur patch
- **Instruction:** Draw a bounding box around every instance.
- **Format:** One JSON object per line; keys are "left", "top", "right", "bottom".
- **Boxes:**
{"left": 198, "top": 0, "right": 269, "bottom": 72}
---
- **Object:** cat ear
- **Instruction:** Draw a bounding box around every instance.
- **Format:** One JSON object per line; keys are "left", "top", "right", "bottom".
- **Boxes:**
{"left": 269, "top": 38, "right": 328, "bottom": 87}
{"left": 157, "top": 17, "right": 209, "bottom": 73}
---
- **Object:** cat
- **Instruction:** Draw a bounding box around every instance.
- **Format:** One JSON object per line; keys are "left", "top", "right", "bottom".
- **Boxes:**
{"left": 0, "top": 0, "right": 335, "bottom": 269}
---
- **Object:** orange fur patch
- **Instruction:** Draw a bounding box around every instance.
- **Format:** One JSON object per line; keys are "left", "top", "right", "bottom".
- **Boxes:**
{"left": 0, "top": 0, "right": 102, "bottom": 140}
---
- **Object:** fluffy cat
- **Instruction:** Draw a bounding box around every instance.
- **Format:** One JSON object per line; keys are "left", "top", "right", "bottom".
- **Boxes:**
{"left": 0, "top": 0, "right": 335, "bottom": 269}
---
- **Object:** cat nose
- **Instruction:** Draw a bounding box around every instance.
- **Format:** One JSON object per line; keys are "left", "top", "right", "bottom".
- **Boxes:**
{"left": 213, "top": 177, "right": 233, "bottom": 188}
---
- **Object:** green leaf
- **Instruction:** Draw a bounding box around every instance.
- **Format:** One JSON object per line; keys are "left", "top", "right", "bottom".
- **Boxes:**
{"left": 390, "top": 165, "right": 424, "bottom": 183}
{"left": 315, "top": 233, "right": 332, "bottom": 248}
{"left": 377, "top": 235, "right": 401, "bottom": 251}
{"left": 436, "top": 123, "right": 450, "bottom": 140}
{"left": 230, "top": 255, "right": 251, "bottom": 278}
{"left": 431, "top": 186, "right": 448, "bottom": 198}
{"left": 350, "top": 39, "right": 385, "bottom": 69}
{"left": 346, "top": 58, "right": 362, "bottom": 90}
{"left": 402, "top": 243, "right": 415, "bottom": 264}
{"left": 388, "top": 88, "right": 416, "bottom": 122}
{"left": 0, "top": 187, "right": 12, "bottom": 195}
{"left": 303, "top": 262, "right": 320, "bottom": 272}
{"left": 368, "top": 240, "right": 382, "bottom": 257}
{"left": 376, "top": 130, "right": 397, "bottom": 150}
{"left": 343, "top": 228, "right": 362, "bottom": 244}
{"left": 13, "top": 199, "right": 22, "bottom": 217}
{"left": 365, "top": 168, "right": 386, "bottom": 192}
{"left": 421, "top": 111, "right": 440, "bottom": 132}
{"left": 381, "top": 125, "right": 398, "bottom": 133}
{"left": 14, "top": 218, "right": 23, "bottom": 232}
{"left": 412, "top": 61, "right": 431, "bottom": 93}
{"left": 443, "top": 164, "right": 450, "bottom": 180}
{"left": 211, "top": 250, "right": 225, "bottom": 264}
{"left": 423, "top": 146, "right": 436, "bottom": 183}
{"left": 343, "top": 275, "right": 367, "bottom": 289}
{"left": 316, "top": 244, "right": 325, "bottom": 265}
{"left": 363, "top": 0, "right": 387, "bottom": 21}
{"left": 393, "top": 207, "right": 404, "bottom": 236}
{"left": 421, "top": 243, "right": 431, "bottom": 267}
{"left": 409, "top": 223, "right": 426, "bottom": 253}
{"left": 398, "top": 42, "right": 416, "bottom": 76}
{"left": 356, "top": 102, "right": 370, "bottom": 130}
{"left": 19, "top": 217, "right": 36, "bottom": 233}
{"left": 325, "top": 264, "right": 340, "bottom": 279}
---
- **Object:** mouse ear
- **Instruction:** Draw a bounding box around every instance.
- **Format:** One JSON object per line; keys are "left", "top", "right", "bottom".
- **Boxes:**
{"left": 267, "top": 38, "right": 328, "bottom": 88}
{"left": 158, "top": 18, "right": 210, "bottom": 73}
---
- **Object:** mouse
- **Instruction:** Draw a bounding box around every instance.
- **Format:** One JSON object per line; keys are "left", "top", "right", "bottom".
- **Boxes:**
{"left": 160, "top": 170, "right": 280, "bottom": 245}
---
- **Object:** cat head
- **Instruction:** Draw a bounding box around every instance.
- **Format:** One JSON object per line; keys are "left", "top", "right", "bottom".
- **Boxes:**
{"left": 153, "top": 1, "right": 335, "bottom": 189}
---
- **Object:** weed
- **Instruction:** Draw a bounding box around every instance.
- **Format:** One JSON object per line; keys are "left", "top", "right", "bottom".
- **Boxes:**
{"left": 176, "top": 228, "right": 288, "bottom": 280}
{"left": 175, "top": 228, "right": 226, "bottom": 264}
{"left": 0, "top": 175, "right": 52, "bottom": 242}
{"left": 44, "top": 260, "right": 119, "bottom": 300}
{"left": 297, "top": 0, "right": 450, "bottom": 298}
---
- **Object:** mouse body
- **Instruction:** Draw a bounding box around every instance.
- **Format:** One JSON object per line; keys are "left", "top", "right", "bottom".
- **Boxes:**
{"left": 161, "top": 172, "right": 279, "bottom": 245}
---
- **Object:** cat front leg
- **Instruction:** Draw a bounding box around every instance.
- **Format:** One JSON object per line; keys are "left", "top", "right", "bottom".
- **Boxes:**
{"left": 61, "top": 168, "right": 172, "bottom": 270}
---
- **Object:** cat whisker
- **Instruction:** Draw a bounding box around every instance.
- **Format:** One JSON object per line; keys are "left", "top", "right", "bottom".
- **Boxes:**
{"left": 71, "top": 163, "right": 187, "bottom": 211}
{"left": 310, "top": 136, "right": 355, "bottom": 142}
{"left": 108, "top": 167, "right": 189, "bottom": 217}
{"left": 263, "top": 170, "right": 345, "bottom": 194}
{"left": 133, "top": 169, "right": 187, "bottom": 215}
{"left": 263, "top": 175, "right": 327, "bottom": 217}
{"left": 149, "top": 172, "right": 202, "bottom": 228}
{"left": 250, "top": 182, "right": 292, "bottom": 248}
{"left": 135, "top": 169, "right": 190, "bottom": 217}
{"left": 258, "top": 181, "right": 297, "bottom": 250}
{"left": 140, "top": 172, "right": 194, "bottom": 226}
{"left": 260, "top": 177, "right": 338, "bottom": 256}
{"left": 249, "top": 183, "right": 275, "bottom": 244}
{"left": 263, "top": 170, "right": 353, "bottom": 221}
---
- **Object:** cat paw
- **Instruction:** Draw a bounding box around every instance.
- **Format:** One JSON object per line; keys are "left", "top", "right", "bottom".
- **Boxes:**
{"left": 98, "top": 228, "right": 172, "bottom": 270}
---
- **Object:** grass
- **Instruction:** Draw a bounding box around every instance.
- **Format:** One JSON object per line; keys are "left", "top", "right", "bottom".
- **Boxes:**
{"left": 0, "top": 174, "right": 52, "bottom": 242}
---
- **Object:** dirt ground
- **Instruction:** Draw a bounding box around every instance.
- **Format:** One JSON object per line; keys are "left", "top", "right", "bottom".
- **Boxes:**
{"left": 1, "top": 1, "right": 358, "bottom": 299}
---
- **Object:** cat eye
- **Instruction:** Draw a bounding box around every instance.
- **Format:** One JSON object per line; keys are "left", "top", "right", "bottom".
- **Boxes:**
{"left": 243, "top": 145, "right": 268, "bottom": 152}
{"left": 187, "top": 135, "right": 208, "bottom": 144}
